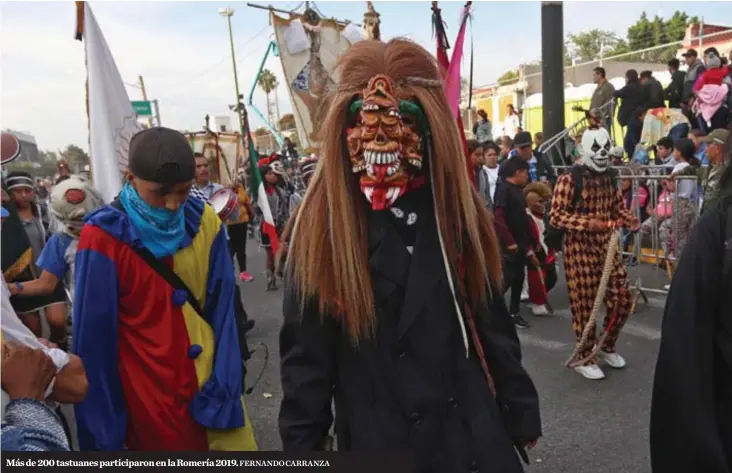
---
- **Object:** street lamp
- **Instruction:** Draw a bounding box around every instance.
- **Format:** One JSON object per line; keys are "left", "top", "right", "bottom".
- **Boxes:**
{"left": 219, "top": 7, "right": 246, "bottom": 144}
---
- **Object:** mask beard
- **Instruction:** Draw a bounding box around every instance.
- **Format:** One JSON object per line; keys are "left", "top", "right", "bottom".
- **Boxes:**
{"left": 346, "top": 75, "right": 425, "bottom": 211}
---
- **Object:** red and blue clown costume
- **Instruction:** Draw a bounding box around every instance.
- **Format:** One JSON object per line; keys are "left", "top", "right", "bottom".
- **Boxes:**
{"left": 72, "top": 196, "right": 257, "bottom": 451}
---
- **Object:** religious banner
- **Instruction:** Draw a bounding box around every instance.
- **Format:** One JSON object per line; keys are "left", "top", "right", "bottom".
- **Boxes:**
{"left": 186, "top": 131, "right": 242, "bottom": 187}
{"left": 271, "top": 9, "right": 363, "bottom": 150}
{"left": 75, "top": 1, "right": 143, "bottom": 203}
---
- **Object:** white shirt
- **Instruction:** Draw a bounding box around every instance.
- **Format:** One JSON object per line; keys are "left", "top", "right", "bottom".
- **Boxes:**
{"left": 672, "top": 162, "right": 695, "bottom": 200}
{"left": 503, "top": 113, "right": 521, "bottom": 139}
{"left": 1, "top": 275, "right": 70, "bottom": 417}
{"left": 483, "top": 165, "right": 499, "bottom": 201}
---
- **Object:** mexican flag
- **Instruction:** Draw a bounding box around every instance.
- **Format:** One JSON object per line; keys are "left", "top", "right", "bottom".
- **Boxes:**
{"left": 246, "top": 131, "right": 280, "bottom": 256}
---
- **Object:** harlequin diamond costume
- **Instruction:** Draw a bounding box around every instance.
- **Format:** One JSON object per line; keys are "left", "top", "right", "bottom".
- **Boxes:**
{"left": 72, "top": 128, "right": 257, "bottom": 450}
{"left": 549, "top": 127, "right": 640, "bottom": 380}
{"left": 278, "top": 39, "right": 541, "bottom": 472}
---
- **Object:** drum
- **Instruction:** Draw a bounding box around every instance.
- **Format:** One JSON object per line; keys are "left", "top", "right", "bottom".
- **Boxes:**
{"left": 210, "top": 188, "right": 238, "bottom": 222}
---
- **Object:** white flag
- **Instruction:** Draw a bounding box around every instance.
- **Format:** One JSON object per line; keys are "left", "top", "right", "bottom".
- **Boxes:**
{"left": 77, "top": 2, "right": 141, "bottom": 202}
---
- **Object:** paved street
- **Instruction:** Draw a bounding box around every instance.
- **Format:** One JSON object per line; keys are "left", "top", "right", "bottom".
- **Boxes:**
{"left": 240, "top": 239, "right": 667, "bottom": 473}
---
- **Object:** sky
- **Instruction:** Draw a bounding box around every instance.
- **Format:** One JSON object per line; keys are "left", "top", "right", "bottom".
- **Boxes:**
{"left": 1, "top": 1, "right": 731, "bottom": 152}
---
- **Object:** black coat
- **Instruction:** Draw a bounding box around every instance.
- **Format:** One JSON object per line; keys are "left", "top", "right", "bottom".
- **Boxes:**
{"left": 614, "top": 81, "right": 648, "bottom": 127}
{"left": 650, "top": 196, "right": 732, "bottom": 473}
{"left": 665, "top": 70, "right": 685, "bottom": 109}
{"left": 279, "top": 190, "right": 542, "bottom": 473}
{"left": 644, "top": 77, "right": 666, "bottom": 109}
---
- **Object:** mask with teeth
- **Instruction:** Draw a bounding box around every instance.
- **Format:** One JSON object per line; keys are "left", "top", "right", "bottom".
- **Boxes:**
{"left": 346, "top": 74, "right": 427, "bottom": 210}
{"left": 580, "top": 127, "right": 612, "bottom": 174}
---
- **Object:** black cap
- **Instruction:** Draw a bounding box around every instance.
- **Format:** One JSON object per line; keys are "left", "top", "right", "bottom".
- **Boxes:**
{"left": 682, "top": 48, "right": 697, "bottom": 58}
{"left": 128, "top": 127, "right": 195, "bottom": 185}
{"left": 513, "top": 131, "right": 533, "bottom": 148}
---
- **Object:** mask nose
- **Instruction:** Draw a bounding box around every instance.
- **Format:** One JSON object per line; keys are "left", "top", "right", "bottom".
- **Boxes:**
{"left": 600, "top": 150, "right": 608, "bottom": 157}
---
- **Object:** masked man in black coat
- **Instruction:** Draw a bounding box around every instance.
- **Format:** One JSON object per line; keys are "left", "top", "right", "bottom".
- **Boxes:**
{"left": 278, "top": 39, "right": 541, "bottom": 473}
{"left": 650, "top": 195, "right": 732, "bottom": 473}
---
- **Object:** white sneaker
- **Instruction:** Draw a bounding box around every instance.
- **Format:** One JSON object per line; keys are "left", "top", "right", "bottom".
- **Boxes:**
{"left": 598, "top": 350, "right": 626, "bottom": 369}
{"left": 530, "top": 304, "right": 550, "bottom": 316}
{"left": 520, "top": 291, "right": 529, "bottom": 302}
{"left": 574, "top": 364, "right": 606, "bottom": 380}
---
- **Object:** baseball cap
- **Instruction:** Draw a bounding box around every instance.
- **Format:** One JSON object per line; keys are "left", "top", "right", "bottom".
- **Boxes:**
{"left": 128, "top": 127, "right": 195, "bottom": 185}
{"left": 1, "top": 207, "right": 8, "bottom": 218}
{"left": 701, "top": 128, "right": 730, "bottom": 145}
{"left": 513, "top": 131, "right": 533, "bottom": 148}
{"left": 681, "top": 49, "right": 698, "bottom": 58}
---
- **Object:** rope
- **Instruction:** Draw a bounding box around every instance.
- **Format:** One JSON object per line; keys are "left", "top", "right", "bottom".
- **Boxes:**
{"left": 565, "top": 227, "right": 621, "bottom": 368}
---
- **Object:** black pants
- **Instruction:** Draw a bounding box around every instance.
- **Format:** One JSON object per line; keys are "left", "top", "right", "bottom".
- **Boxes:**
{"left": 502, "top": 252, "right": 526, "bottom": 315}
{"left": 228, "top": 222, "right": 249, "bottom": 272}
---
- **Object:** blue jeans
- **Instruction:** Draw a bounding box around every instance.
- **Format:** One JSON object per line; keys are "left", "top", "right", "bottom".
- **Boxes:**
{"left": 668, "top": 123, "right": 689, "bottom": 143}
{"left": 624, "top": 116, "right": 642, "bottom": 158}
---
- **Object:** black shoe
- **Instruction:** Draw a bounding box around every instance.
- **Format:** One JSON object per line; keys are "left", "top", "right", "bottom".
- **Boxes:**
{"left": 512, "top": 314, "right": 530, "bottom": 329}
{"left": 243, "top": 319, "right": 255, "bottom": 332}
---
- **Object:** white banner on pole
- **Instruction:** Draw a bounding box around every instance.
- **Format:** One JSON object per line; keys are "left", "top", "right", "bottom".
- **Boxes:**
{"left": 80, "top": 2, "right": 142, "bottom": 202}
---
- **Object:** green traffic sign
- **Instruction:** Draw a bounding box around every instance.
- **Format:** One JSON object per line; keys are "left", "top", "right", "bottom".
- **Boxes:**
{"left": 131, "top": 100, "right": 152, "bottom": 116}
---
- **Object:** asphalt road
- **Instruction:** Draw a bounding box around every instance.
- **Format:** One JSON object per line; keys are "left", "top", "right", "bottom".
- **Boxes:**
{"left": 239, "top": 239, "right": 668, "bottom": 473}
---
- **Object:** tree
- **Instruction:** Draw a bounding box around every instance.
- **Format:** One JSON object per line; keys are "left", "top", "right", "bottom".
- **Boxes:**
{"left": 566, "top": 29, "right": 622, "bottom": 63}
{"left": 257, "top": 69, "right": 279, "bottom": 126}
{"left": 497, "top": 69, "right": 519, "bottom": 85}
{"left": 278, "top": 113, "right": 296, "bottom": 131}
{"left": 58, "top": 144, "right": 89, "bottom": 173}
{"left": 610, "top": 10, "right": 698, "bottom": 62}
{"left": 4, "top": 149, "right": 60, "bottom": 178}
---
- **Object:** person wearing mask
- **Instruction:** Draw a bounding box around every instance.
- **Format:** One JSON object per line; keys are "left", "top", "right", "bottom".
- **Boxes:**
{"left": 615, "top": 69, "right": 648, "bottom": 158}
{"left": 493, "top": 158, "right": 536, "bottom": 329}
{"left": 682, "top": 49, "right": 706, "bottom": 107}
{"left": 674, "top": 129, "right": 730, "bottom": 215}
{"left": 4, "top": 173, "right": 67, "bottom": 343}
{"left": 473, "top": 108, "right": 493, "bottom": 144}
{"left": 590, "top": 67, "right": 616, "bottom": 132}
{"left": 483, "top": 142, "right": 501, "bottom": 210}
{"left": 72, "top": 127, "right": 257, "bottom": 451}
{"left": 640, "top": 71, "right": 666, "bottom": 109}
{"left": 193, "top": 153, "right": 223, "bottom": 202}
{"left": 665, "top": 58, "right": 686, "bottom": 109}
{"left": 649, "top": 193, "right": 732, "bottom": 473}
{"left": 503, "top": 104, "right": 521, "bottom": 139}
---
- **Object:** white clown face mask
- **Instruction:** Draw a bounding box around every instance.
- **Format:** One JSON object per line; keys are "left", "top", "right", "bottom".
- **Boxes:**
{"left": 580, "top": 128, "right": 612, "bottom": 173}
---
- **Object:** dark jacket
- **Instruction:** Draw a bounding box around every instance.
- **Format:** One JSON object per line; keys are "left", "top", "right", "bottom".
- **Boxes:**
{"left": 614, "top": 81, "right": 648, "bottom": 127}
{"left": 665, "top": 70, "right": 686, "bottom": 109}
{"left": 279, "top": 188, "right": 542, "bottom": 473}
{"left": 498, "top": 152, "right": 556, "bottom": 187}
{"left": 683, "top": 59, "right": 706, "bottom": 103}
{"left": 644, "top": 77, "right": 666, "bottom": 109}
{"left": 650, "top": 195, "right": 732, "bottom": 473}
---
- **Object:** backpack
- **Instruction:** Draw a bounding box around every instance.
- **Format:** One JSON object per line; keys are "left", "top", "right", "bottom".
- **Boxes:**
{"left": 544, "top": 166, "right": 618, "bottom": 251}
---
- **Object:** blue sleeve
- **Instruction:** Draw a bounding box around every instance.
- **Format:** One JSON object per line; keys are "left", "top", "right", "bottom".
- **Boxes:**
{"left": 1, "top": 399, "right": 70, "bottom": 452}
{"left": 36, "top": 234, "right": 68, "bottom": 281}
{"left": 189, "top": 225, "right": 245, "bottom": 429}
{"left": 72, "top": 245, "right": 127, "bottom": 450}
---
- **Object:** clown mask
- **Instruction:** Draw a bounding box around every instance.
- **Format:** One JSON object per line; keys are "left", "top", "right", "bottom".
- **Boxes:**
{"left": 346, "top": 75, "right": 426, "bottom": 210}
{"left": 580, "top": 127, "right": 612, "bottom": 173}
{"left": 50, "top": 175, "right": 105, "bottom": 238}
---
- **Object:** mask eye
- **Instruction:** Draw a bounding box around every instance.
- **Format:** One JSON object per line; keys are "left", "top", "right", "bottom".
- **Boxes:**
{"left": 604, "top": 142, "right": 611, "bottom": 151}
{"left": 591, "top": 140, "right": 601, "bottom": 152}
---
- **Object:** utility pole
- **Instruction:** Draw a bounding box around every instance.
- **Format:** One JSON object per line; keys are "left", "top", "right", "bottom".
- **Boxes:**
{"left": 541, "top": 2, "right": 565, "bottom": 163}
{"left": 698, "top": 17, "right": 704, "bottom": 53}
{"left": 138, "top": 75, "right": 153, "bottom": 127}
{"left": 219, "top": 6, "right": 247, "bottom": 170}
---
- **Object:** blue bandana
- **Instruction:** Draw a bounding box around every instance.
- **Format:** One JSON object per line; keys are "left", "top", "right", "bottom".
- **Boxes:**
{"left": 119, "top": 183, "right": 186, "bottom": 258}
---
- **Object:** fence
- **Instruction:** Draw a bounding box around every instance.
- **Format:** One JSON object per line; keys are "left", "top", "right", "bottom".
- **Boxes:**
{"left": 551, "top": 165, "right": 700, "bottom": 305}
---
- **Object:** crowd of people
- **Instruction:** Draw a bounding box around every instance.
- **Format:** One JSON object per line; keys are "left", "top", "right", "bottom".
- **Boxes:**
{"left": 1, "top": 36, "right": 731, "bottom": 473}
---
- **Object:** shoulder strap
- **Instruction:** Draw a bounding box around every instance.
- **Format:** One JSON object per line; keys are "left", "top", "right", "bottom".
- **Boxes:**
{"left": 110, "top": 199, "right": 205, "bottom": 317}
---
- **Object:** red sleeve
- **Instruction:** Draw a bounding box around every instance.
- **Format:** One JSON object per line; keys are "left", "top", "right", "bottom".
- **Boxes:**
{"left": 493, "top": 207, "right": 516, "bottom": 248}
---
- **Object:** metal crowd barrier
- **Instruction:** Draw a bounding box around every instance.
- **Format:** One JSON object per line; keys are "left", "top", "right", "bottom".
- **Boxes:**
{"left": 538, "top": 99, "right": 618, "bottom": 167}
{"left": 550, "top": 165, "right": 699, "bottom": 302}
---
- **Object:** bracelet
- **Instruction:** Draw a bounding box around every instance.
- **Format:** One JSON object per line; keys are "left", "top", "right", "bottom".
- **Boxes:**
{"left": 14, "top": 282, "right": 23, "bottom": 294}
